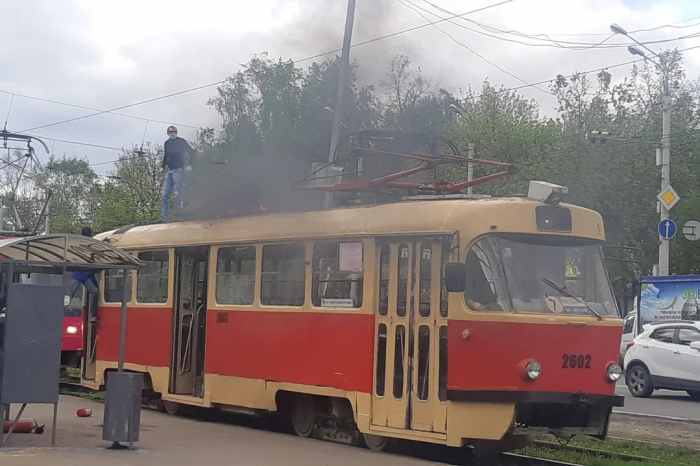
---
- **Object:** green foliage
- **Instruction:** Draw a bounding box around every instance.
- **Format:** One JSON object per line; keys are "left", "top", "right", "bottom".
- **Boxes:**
{"left": 3, "top": 50, "right": 700, "bottom": 278}
{"left": 94, "top": 144, "right": 165, "bottom": 231}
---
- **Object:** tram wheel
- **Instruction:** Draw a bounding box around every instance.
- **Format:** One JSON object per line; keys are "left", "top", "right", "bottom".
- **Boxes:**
{"left": 363, "top": 433, "right": 391, "bottom": 452}
{"left": 162, "top": 400, "right": 180, "bottom": 415}
{"left": 290, "top": 394, "right": 316, "bottom": 438}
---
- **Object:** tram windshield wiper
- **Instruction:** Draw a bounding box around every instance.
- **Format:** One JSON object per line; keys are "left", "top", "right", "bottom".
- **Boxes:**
{"left": 540, "top": 276, "right": 603, "bottom": 321}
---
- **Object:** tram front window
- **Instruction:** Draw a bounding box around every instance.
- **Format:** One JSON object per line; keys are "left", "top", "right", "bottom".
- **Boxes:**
{"left": 464, "top": 235, "right": 617, "bottom": 316}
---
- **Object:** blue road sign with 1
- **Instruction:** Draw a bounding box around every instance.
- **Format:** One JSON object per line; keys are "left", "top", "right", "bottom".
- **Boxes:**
{"left": 659, "top": 219, "right": 677, "bottom": 239}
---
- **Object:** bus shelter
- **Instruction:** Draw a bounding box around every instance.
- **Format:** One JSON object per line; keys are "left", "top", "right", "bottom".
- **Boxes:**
{"left": 0, "top": 234, "right": 143, "bottom": 447}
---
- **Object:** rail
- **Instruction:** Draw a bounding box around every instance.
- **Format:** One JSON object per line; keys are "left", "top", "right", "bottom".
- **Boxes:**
{"left": 498, "top": 453, "right": 583, "bottom": 466}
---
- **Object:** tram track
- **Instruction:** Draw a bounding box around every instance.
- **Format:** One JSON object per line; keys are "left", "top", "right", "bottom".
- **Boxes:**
{"left": 497, "top": 452, "right": 584, "bottom": 466}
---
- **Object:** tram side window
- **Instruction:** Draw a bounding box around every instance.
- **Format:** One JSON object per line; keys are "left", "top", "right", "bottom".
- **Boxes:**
{"left": 312, "top": 242, "right": 363, "bottom": 308}
{"left": 216, "top": 246, "right": 256, "bottom": 305}
{"left": 136, "top": 251, "right": 169, "bottom": 303}
{"left": 103, "top": 269, "right": 132, "bottom": 303}
{"left": 261, "top": 243, "right": 306, "bottom": 306}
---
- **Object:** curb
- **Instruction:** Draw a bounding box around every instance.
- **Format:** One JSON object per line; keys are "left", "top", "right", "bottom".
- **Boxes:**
{"left": 613, "top": 410, "right": 700, "bottom": 425}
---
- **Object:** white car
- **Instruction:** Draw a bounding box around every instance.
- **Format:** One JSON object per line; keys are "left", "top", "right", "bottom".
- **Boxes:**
{"left": 624, "top": 321, "right": 700, "bottom": 399}
{"left": 620, "top": 313, "right": 636, "bottom": 365}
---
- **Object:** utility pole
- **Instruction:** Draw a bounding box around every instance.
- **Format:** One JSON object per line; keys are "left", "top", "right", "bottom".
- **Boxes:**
{"left": 659, "top": 88, "right": 671, "bottom": 276}
{"left": 324, "top": 0, "right": 357, "bottom": 208}
{"left": 610, "top": 23, "right": 672, "bottom": 276}
{"left": 467, "top": 143, "right": 475, "bottom": 196}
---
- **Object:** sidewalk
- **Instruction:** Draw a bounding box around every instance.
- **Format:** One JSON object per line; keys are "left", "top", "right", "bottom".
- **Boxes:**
{"left": 1, "top": 395, "right": 430, "bottom": 466}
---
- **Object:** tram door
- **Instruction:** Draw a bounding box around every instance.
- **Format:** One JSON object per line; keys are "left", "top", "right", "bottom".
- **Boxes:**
{"left": 171, "top": 247, "right": 209, "bottom": 398}
{"left": 371, "top": 240, "right": 449, "bottom": 433}
{"left": 83, "top": 288, "right": 98, "bottom": 380}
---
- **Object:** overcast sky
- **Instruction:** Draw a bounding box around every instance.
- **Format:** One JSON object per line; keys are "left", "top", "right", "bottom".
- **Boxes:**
{"left": 1, "top": 0, "right": 698, "bottom": 174}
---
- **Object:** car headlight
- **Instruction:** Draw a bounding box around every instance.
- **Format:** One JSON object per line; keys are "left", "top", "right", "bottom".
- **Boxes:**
{"left": 525, "top": 360, "right": 542, "bottom": 380}
{"left": 606, "top": 363, "right": 622, "bottom": 382}
{"left": 66, "top": 326, "right": 79, "bottom": 335}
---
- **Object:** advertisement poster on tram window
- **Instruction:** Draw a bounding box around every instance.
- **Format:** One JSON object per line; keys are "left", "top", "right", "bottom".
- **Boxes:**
{"left": 638, "top": 275, "right": 700, "bottom": 328}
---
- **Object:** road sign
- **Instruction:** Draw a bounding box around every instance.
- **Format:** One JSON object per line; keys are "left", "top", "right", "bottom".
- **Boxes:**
{"left": 683, "top": 220, "right": 700, "bottom": 241}
{"left": 657, "top": 185, "right": 680, "bottom": 210}
{"left": 659, "top": 219, "right": 677, "bottom": 240}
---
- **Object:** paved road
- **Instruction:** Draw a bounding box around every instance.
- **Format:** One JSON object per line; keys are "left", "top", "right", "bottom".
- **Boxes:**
{"left": 614, "top": 382, "right": 700, "bottom": 421}
{"left": 1, "top": 396, "right": 443, "bottom": 466}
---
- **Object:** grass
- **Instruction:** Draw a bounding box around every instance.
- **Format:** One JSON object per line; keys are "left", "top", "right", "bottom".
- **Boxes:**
{"left": 521, "top": 447, "right": 667, "bottom": 465}
{"left": 519, "top": 435, "right": 700, "bottom": 465}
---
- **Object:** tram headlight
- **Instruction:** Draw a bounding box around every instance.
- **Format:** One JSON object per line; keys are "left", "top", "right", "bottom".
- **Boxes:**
{"left": 525, "top": 360, "right": 542, "bottom": 380}
{"left": 606, "top": 363, "right": 622, "bottom": 382}
{"left": 66, "top": 326, "right": 78, "bottom": 335}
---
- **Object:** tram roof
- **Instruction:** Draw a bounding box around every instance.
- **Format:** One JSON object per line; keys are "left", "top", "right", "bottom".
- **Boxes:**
{"left": 100, "top": 197, "right": 605, "bottom": 250}
{"left": 0, "top": 233, "right": 144, "bottom": 273}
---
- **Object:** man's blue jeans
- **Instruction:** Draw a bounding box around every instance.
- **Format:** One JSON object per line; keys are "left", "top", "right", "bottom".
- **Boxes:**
{"left": 161, "top": 168, "right": 184, "bottom": 221}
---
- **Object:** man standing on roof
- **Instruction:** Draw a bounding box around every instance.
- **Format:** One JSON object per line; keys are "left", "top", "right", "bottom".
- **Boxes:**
{"left": 72, "top": 227, "right": 99, "bottom": 320}
{"left": 161, "top": 125, "right": 197, "bottom": 222}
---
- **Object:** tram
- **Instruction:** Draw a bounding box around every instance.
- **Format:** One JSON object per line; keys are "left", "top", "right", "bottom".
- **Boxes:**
{"left": 80, "top": 132, "right": 623, "bottom": 454}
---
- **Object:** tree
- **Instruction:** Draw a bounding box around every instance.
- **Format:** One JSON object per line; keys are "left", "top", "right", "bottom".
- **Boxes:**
{"left": 93, "top": 144, "right": 164, "bottom": 231}
{"left": 36, "top": 156, "right": 100, "bottom": 233}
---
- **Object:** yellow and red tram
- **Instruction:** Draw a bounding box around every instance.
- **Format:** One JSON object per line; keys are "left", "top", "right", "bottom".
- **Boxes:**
{"left": 81, "top": 193, "right": 623, "bottom": 453}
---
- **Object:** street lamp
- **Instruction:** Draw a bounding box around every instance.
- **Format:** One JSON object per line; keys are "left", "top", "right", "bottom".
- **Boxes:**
{"left": 627, "top": 46, "right": 645, "bottom": 58}
{"left": 611, "top": 23, "right": 672, "bottom": 276}
{"left": 610, "top": 23, "right": 627, "bottom": 35}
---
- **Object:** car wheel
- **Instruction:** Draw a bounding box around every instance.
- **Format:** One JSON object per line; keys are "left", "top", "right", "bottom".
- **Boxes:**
{"left": 627, "top": 364, "right": 654, "bottom": 398}
{"left": 687, "top": 391, "right": 700, "bottom": 400}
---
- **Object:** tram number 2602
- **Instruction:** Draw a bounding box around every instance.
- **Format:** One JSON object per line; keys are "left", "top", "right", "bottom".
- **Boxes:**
{"left": 561, "top": 354, "right": 592, "bottom": 369}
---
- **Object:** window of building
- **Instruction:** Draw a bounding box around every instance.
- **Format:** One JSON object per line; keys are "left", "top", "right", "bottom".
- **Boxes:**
{"left": 104, "top": 269, "right": 132, "bottom": 303}
{"left": 261, "top": 243, "right": 306, "bottom": 306}
{"left": 312, "top": 242, "right": 363, "bottom": 308}
{"left": 136, "top": 251, "right": 169, "bottom": 303}
{"left": 216, "top": 247, "right": 256, "bottom": 305}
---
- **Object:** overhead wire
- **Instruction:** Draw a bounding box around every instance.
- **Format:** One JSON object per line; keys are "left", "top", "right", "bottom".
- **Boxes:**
{"left": 21, "top": 45, "right": 700, "bottom": 169}
{"left": 454, "top": 42, "right": 700, "bottom": 104}
{"left": 8, "top": 0, "right": 700, "bottom": 171}
{"left": 411, "top": 0, "right": 700, "bottom": 49}
{"left": 411, "top": 0, "right": 615, "bottom": 49}
{"left": 15, "top": 0, "right": 516, "bottom": 135}
{"left": 3, "top": 94, "right": 14, "bottom": 130}
{"left": 397, "top": 0, "right": 555, "bottom": 96}
{"left": 6, "top": 0, "right": 699, "bottom": 148}
{"left": 0, "top": 89, "right": 202, "bottom": 130}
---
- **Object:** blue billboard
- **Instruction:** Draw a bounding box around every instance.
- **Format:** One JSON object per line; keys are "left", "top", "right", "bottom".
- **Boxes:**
{"left": 638, "top": 275, "right": 700, "bottom": 328}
